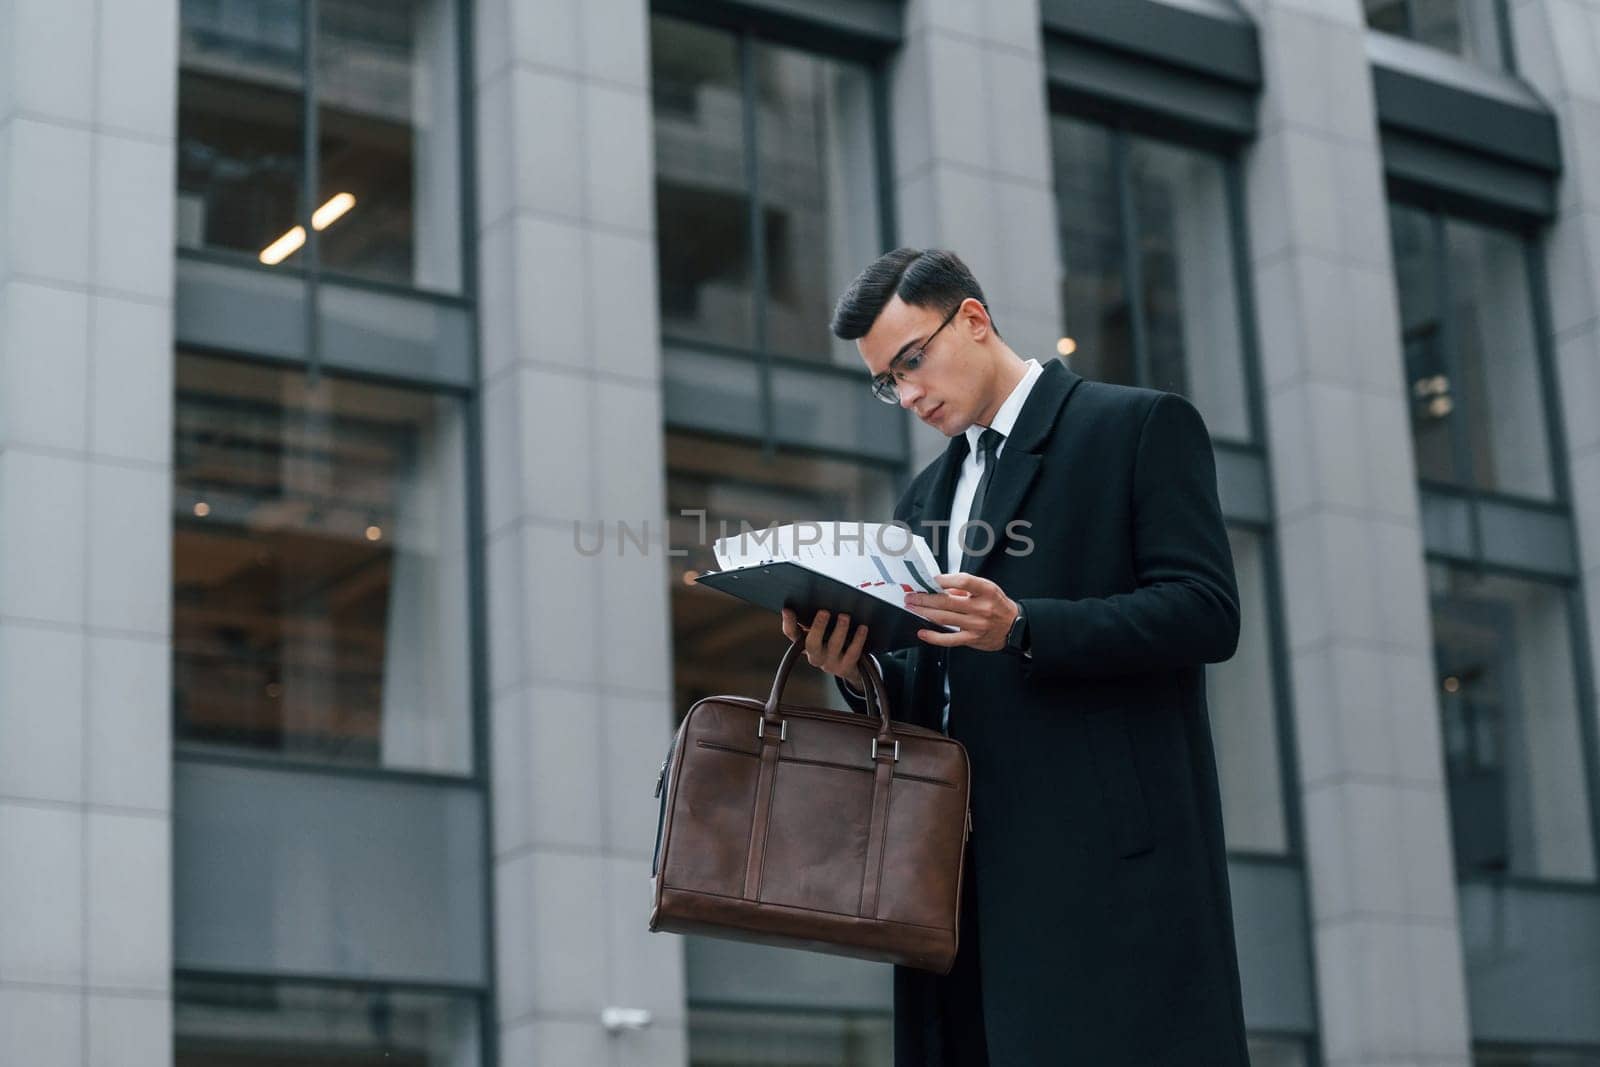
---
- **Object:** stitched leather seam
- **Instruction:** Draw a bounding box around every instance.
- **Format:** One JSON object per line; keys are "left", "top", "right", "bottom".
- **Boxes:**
{"left": 693, "top": 741, "right": 957, "bottom": 787}
{"left": 663, "top": 887, "right": 956, "bottom": 933}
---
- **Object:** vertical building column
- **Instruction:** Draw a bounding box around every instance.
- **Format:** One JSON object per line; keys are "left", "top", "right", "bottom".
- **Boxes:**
{"left": 0, "top": 2, "right": 178, "bottom": 1066}
{"left": 1240, "top": 1, "right": 1472, "bottom": 1064}
{"left": 472, "top": 0, "right": 685, "bottom": 1064}
{"left": 1510, "top": 0, "right": 1600, "bottom": 757}
{"left": 888, "top": 0, "right": 1060, "bottom": 468}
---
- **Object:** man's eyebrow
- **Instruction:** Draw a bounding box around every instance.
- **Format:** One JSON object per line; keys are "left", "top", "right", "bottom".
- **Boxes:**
{"left": 882, "top": 335, "right": 924, "bottom": 374}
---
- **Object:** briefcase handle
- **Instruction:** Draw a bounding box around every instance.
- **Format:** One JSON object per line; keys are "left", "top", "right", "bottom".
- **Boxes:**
{"left": 765, "top": 639, "right": 894, "bottom": 745}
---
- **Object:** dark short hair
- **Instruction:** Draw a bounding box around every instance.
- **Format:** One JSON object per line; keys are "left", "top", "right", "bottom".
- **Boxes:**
{"left": 829, "top": 248, "right": 991, "bottom": 340}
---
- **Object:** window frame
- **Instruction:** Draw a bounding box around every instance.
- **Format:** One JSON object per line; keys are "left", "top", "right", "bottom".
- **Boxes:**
{"left": 176, "top": 0, "right": 478, "bottom": 388}
{"left": 649, "top": 7, "right": 905, "bottom": 467}
{"left": 1424, "top": 554, "right": 1600, "bottom": 891}
{"left": 170, "top": 345, "right": 486, "bottom": 789}
{"left": 173, "top": 969, "right": 490, "bottom": 1066}
{"left": 1049, "top": 109, "right": 1262, "bottom": 447}
{"left": 1392, "top": 203, "right": 1569, "bottom": 513}
{"left": 1362, "top": 0, "right": 1518, "bottom": 72}
{"left": 1387, "top": 197, "right": 1600, "bottom": 888}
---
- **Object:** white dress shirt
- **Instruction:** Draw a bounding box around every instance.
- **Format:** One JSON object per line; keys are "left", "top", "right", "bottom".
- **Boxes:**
{"left": 937, "top": 358, "right": 1044, "bottom": 729}
{"left": 848, "top": 359, "right": 1046, "bottom": 727}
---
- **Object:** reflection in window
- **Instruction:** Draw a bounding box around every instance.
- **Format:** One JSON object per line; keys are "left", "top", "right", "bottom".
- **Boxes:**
{"left": 651, "top": 15, "right": 881, "bottom": 366}
{"left": 1053, "top": 118, "right": 1133, "bottom": 388}
{"left": 1363, "top": 0, "right": 1508, "bottom": 69}
{"left": 172, "top": 353, "right": 472, "bottom": 774}
{"left": 1052, "top": 115, "right": 1251, "bottom": 440}
{"left": 178, "top": 0, "right": 306, "bottom": 261}
{"left": 667, "top": 432, "right": 898, "bottom": 718}
{"left": 175, "top": 977, "right": 480, "bottom": 1067}
{"left": 1129, "top": 136, "right": 1250, "bottom": 439}
{"left": 178, "top": 0, "right": 463, "bottom": 292}
{"left": 689, "top": 1007, "right": 891, "bottom": 1067}
{"left": 315, "top": 0, "right": 462, "bottom": 290}
{"left": 1208, "top": 528, "right": 1290, "bottom": 854}
{"left": 1430, "top": 564, "right": 1595, "bottom": 881}
{"left": 1388, "top": 204, "right": 1555, "bottom": 500}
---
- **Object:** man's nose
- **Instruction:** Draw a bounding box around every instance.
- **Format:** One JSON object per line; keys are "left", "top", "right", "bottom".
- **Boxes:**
{"left": 897, "top": 381, "right": 923, "bottom": 409}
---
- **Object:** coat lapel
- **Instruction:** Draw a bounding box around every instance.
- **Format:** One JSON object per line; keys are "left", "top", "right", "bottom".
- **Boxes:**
{"left": 967, "top": 359, "right": 1083, "bottom": 575}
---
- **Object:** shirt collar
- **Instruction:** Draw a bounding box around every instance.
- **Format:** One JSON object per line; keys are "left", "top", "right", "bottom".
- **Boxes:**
{"left": 965, "top": 358, "right": 1043, "bottom": 453}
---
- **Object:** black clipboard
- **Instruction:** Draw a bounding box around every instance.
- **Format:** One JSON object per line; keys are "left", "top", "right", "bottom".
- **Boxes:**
{"left": 695, "top": 561, "right": 958, "bottom": 654}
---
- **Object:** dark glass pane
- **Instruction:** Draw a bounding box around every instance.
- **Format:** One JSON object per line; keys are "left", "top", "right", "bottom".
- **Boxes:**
{"left": 315, "top": 0, "right": 462, "bottom": 291}
{"left": 178, "top": 0, "right": 306, "bottom": 261}
{"left": 1365, "top": 0, "right": 1411, "bottom": 34}
{"left": 1364, "top": 0, "right": 1506, "bottom": 68}
{"left": 752, "top": 42, "right": 880, "bottom": 366}
{"left": 1410, "top": 0, "right": 1467, "bottom": 52}
{"left": 690, "top": 1006, "right": 892, "bottom": 1066}
{"left": 1442, "top": 218, "right": 1554, "bottom": 500}
{"left": 1248, "top": 1038, "right": 1311, "bottom": 1067}
{"left": 175, "top": 977, "right": 480, "bottom": 1067}
{"left": 667, "top": 432, "right": 897, "bottom": 717}
{"left": 172, "top": 353, "right": 472, "bottom": 774}
{"left": 1126, "top": 135, "right": 1251, "bottom": 440}
{"left": 652, "top": 16, "right": 755, "bottom": 350}
{"left": 1429, "top": 564, "right": 1595, "bottom": 881}
{"left": 1388, "top": 203, "right": 1459, "bottom": 486}
{"left": 1051, "top": 116, "right": 1134, "bottom": 388}
{"left": 1477, "top": 1045, "right": 1600, "bottom": 1067}
{"left": 1208, "top": 528, "right": 1289, "bottom": 854}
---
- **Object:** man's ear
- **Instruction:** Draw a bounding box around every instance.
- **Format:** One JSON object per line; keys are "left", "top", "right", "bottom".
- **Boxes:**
{"left": 963, "top": 298, "right": 992, "bottom": 342}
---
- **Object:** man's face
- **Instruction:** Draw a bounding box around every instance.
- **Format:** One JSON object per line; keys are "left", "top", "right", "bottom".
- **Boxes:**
{"left": 858, "top": 295, "right": 987, "bottom": 436}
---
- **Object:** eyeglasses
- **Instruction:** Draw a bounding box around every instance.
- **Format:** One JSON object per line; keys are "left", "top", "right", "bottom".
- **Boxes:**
{"left": 868, "top": 302, "right": 965, "bottom": 405}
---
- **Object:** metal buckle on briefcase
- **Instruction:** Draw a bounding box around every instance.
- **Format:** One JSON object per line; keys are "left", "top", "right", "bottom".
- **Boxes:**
{"left": 870, "top": 737, "right": 899, "bottom": 762}
{"left": 757, "top": 718, "right": 788, "bottom": 742}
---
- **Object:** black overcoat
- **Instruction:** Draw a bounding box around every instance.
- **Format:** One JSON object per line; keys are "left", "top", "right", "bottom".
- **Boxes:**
{"left": 841, "top": 359, "right": 1250, "bottom": 1066}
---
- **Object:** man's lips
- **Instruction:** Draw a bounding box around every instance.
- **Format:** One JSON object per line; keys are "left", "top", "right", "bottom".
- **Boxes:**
{"left": 921, "top": 403, "right": 942, "bottom": 422}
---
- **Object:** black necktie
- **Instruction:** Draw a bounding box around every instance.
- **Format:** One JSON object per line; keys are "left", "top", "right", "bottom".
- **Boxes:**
{"left": 960, "top": 428, "right": 1004, "bottom": 573}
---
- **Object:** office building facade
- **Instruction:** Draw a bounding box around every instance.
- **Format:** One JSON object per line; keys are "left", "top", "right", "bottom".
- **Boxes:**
{"left": 1, "top": 0, "right": 1598, "bottom": 1063}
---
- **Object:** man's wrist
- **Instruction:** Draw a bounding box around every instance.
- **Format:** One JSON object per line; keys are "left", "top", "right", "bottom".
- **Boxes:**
{"left": 1004, "top": 601, "right": 1031, "bottom": 658}
{"left": 840, "top": 653, "right": 880, "bottom": 696}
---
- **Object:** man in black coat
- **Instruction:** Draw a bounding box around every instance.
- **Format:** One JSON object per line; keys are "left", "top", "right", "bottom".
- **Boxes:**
{"left": 781, "top": 248, "right": 1250, "bottom": 1065}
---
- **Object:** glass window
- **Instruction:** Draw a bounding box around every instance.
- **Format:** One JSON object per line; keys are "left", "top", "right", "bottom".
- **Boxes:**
{"left": 1249, "top": 1036, "right": 1312, "bottom": 1067}
{"left": 1363, "top": 0, "right": 1508, "bottom": 69}
{"left": 652, "top": 15, "right": 882, "bottom": 367}
{"left": 1389, "top": 204, "right": 1557, "bottom": 501}
{"left": 1429, "top": 564, "right": 1596, "bottom": 881}
{"left": 1052, "top": 115, "right": 1252, "bottom": 441}
{"left": 172, "top": 352, "right": 473, "bottom": 775}
{"left": 689, "top": 1007, "right": 891, "bottom": 1066}
{"left": 314, "top": 0, "right": 462, "bottom": 290}
{"left": 667, "top": 432, "right": 899, "bottom": 717}
{"left": 175, "top": 976, "right": 481, "bottom": 1066}
{"left": 1208, "top": 527, "right": 1290, "bottom": 854}
{"left": 1053, "top": 118, "right": 1133, "bottom": 389}
{"left": 178, "top": 0, "right": 306, "bottom": 262}
{"left": 178, "top": 0, "right": 464, "bottom": 293}
{"left": 1477, "top": 1045, "right": 1600, "bottom": 1067}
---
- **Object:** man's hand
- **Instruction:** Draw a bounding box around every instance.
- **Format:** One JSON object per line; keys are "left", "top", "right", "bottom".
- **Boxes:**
{"left": 781, "top": 608, "right": 870, "bottom": 680}
{"left": 906, "top": 573, "right": 1020, "bottom": 651}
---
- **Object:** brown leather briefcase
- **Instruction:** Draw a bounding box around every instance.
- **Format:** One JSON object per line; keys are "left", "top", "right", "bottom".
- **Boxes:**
{"left": 648, "top": 640, "right": 971, "bottom": 974}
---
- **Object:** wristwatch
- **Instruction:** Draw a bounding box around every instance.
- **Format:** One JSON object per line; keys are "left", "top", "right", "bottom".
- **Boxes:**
{"left": 1004, "top": 602, "right": 1032, "bottom": 659}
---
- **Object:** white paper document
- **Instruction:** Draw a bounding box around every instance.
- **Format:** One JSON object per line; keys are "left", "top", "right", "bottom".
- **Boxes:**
{"left": 711, "top": 522, "right": 946, "bottom": 613}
